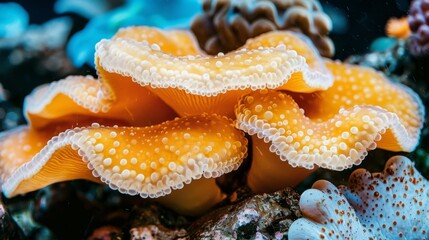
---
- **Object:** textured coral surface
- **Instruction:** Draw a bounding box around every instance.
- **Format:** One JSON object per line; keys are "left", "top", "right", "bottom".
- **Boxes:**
{"left": 289, "top": 156, "right": 429, "bottom": 239}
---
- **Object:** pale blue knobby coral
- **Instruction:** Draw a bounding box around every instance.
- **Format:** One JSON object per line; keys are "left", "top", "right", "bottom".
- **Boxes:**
{"left": 289, "top": 156, "right": 429, "bottom": 239}
{"left": 0, "top": 2, "right": 29, "bottom": 38}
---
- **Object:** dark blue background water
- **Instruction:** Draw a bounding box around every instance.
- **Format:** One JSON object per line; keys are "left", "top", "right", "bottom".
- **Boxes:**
{"left": 9, "top": 0, "right": 410, "bottom": 59}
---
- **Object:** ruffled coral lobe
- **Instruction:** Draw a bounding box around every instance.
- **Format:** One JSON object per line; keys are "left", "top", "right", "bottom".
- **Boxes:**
{"left": 96, "top": 28, "right": 333, "bottom": 118}
{"left": 3, "top": 65, "right": 180, "bottom": 196}
{"left": 0, "top": 125, "right": 100, "bottom": 196}
{"left": 25, "top": 73, "right": 178, "bottom": 130}
{"left": 296, "top": 60, "right": 424, "bottom": 151}
{"left": 235, "top": 60, "right": 424, "bottom": 193}
{"left": 1, "top": 114, "right": 248, "bottom": 216}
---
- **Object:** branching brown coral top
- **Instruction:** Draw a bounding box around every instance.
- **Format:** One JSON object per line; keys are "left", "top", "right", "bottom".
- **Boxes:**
{"left": 289, "top": 156, "right": 429, "bottom": 239}
{"left": 191, "top": 0, "right": 334, "bottom": 57}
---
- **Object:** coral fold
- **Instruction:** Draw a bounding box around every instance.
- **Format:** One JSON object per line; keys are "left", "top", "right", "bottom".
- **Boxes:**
{"left": 1, "top": 115, "right": 247, "bottom": 199}
{"left": 96, "top": 28, "right": 333, "bottom": 117}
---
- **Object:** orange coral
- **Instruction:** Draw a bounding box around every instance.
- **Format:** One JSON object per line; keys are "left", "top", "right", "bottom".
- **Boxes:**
{"left": 0, "top": 25, "right": 425, "bottom": 217}
{"left": 385, "top": 17, "right": 411, "bottom": 39}
{"left": 96, "top": 28, "right": 333, "bottom": 118}
{"left": 113, "top": 26, "right": 202, "bottom": 56}
{"left": 235, "top": 61, "right": 424, "bottom": 192}
{"left": 1, "top": 115, "right": 248, "bottom": 216}
{"left": 25, "top": 75, "right": 177, "bottom": 130}
{"left": 0, "top": 28, "right": 254, "bottom": 217}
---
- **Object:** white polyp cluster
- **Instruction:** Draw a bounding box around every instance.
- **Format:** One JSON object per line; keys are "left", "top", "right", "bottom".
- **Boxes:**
{"left": 94, "top": 37, "right": 333, "bottom": 97}
{"left": 289, "top": 180, "right": 372, "bottom": 239}
{"left": 289, "top": 156, "right": 429, "bottom": 239}
{"left": 235, "top": 90, "right": 417, "bottom": 170}
{"left": 24, "top": 75, "right": 114, "bottom": 117}
{"left": 2, "top": 115, "right": 248, "bottom": 199}
{"left": 342, "top": 156, "right": 429, "bottom": 238}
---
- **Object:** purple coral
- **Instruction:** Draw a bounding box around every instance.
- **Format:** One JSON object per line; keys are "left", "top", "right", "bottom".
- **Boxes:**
{"left": 408, "top": 0, "right": 429, "bottom": 56}
{"left": 289, "top": 156, "right": 429, "bottom": 239}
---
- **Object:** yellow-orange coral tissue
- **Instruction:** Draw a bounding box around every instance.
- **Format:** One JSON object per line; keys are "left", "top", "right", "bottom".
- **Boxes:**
{"left": 236, "top": 60, "right": 425, "bottom": 193}
{"left": 0, "top": 24, "right": 425, "bottom": 217}
{"left": 96, "top": 27, "right": 333, "bottom": 118}
{"left": 24, "top": 73, "right": 177, "bottom": 130}
{"left": 1, "top": 114, "right": 248, "bottom": 216}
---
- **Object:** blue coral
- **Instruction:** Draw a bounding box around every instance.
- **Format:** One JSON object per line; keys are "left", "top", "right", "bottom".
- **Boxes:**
{"left": 54, "top": 0, "right": 122, "bottom": 19}
{"left": 0, "top": 2, "right": 29, "bottom": 38}
{"left": 66, "top": 0, "right": 201, "bottom": 67}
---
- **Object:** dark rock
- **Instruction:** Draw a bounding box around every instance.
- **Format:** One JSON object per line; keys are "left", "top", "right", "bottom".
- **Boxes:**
{"left": 31, "top": 182, "right": 97, "bottom": 240}
{"left": 188, "top": 188, "right": 301, "bottom": 239}
{"left": 124, "top": 203, "right": 190, "bottom": 240}
{"left": 129, "top": 225, "right": 188, "bottom": 240}
{"left": 85, "top": 199, "right": 190, "bottom": 240}
{"left": 0, "top": 195, "right": 26, "bottom": 240}
{"left": 87, "top": 225, "right": 122, "bottom": 240}
{"left": 345, "top": 39, "right": 411, "bottom": 78}
{"left": 4, "top": 193, "right": 57, "bottom": 239}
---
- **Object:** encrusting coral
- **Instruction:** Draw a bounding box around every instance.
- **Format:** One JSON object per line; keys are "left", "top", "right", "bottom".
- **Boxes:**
{"left": 190, "top": 0, "right": 334, "bottom": 57}
{"left": 235, "top": 60, "right": 424, "bottom": 193}
{"left": 288, "top": 156, "right": 429, "bottom": 239}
